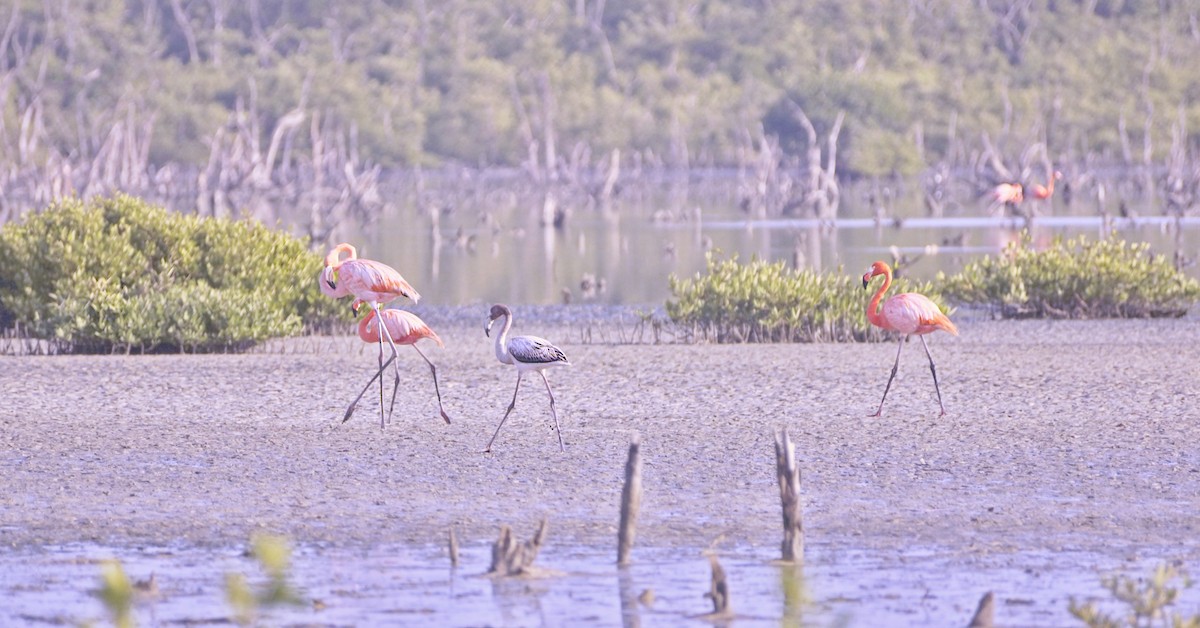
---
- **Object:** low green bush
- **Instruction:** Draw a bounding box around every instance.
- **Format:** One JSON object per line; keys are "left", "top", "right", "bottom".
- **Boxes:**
{"left": 939, "top": 234, "right": 1200, "bottom": 319}
{"left": 666, "top": 253, "right": 948, "bottom": 343}
{"left": 1069, "top": 563, "right": 1198, "bottom": 627}
{"left": 0, "top": 195, "right": 347, "bottom": 353}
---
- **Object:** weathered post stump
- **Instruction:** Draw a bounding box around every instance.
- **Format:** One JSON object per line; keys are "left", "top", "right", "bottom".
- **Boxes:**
{"left": 617, "top": 434, "right": 642, "bottom": 566}
{"left": 703, "top": 553, "right": 731, "bottom": 617}
{"left": 774, "top": 427, "right": 804, "bottom": 562}
{"left": 447, "top": 527, "right": 459, "bottom": 568}
{"left": 487, "top": 518, "right": 549, "bottom": 577}
{"left": 968, "top": 591, "right": 994, "bottom": 627}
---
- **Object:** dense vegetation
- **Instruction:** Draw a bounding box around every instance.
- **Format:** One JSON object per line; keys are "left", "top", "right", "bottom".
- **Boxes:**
{"left": 0, "top": 195, "right": 345, "bottom": 353}
{"left": 2, "top": 0, "right": 1199, "bottom": 179}
{"left": 666, "top": 253, "right": 947, "bottom": 342}
{"left": 941, "top": 234, "right": 1200, "bottom": 318}
{"left": 668, "top": 234, "right": 1200, "bottom": 342}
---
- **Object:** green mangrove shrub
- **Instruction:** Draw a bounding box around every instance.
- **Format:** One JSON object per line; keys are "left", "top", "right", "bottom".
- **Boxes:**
{"left": 940, "top": 234, "right": 1200, "bottom": 319}
{"left": 0, "top": 195, "right": 346, "bottom": 353}
{"left": 226, "top": 534, "right": 305, "bottom": 626}
{"left": 666, "top": 253, "right": 947, "bottom": 343}
{"left": 1068, "top": 563, "right": 1198, "bottom": 627}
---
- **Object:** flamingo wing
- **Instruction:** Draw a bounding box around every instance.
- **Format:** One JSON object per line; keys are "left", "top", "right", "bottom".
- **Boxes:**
{"left": 508, "top": 335, "right": 568, "bottom": 365}
{"left": 340, "top": 259, "right": 421, "bottom": 304}
{"left": 992, "top": 183, "right": 1025, "bottom": 203}
{"left": 386, "top": 310, "right": 444, "bottom": 347}
{"left": 882, "top": 293, "right": 958, "bottom": 336}
{"left": 361, "top": 309, "right": 444, "bottom": 347}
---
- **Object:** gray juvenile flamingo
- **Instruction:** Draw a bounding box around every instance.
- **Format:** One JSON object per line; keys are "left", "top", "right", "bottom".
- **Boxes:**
{"left": 484, "top": 304, "right": 570, "bottom": 452}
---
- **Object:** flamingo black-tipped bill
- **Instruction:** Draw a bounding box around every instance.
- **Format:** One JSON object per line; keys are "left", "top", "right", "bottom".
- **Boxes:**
{"left": 862, "top": 276, "right": 869, "bottom": 289}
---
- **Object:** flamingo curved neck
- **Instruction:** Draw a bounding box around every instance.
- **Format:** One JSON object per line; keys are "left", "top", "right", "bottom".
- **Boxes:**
{"left": 326, "top": 243, "right": 357, "bottom": 268}
{"left": 867, "top": 267, "right": 892, "bottom": 329}
{"left": 357, "top": 307, "right": 378, "bottom": 340}
{"left": 492, "top": 314, "right": 514, "bottom": 364}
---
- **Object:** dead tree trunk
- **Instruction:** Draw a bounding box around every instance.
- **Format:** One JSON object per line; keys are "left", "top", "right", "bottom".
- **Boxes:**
{"left": 774, "top": 427, "right": 804, "bottom": 563}
{"left": 786, "top": 99, "right": 844, "bottom": 220}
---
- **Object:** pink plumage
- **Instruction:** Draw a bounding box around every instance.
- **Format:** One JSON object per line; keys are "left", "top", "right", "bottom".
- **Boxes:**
{"left": 324, "top": 243, "right": 420, "bottom": 306}
{"left": 357, "top": 307, "right": 444, "bottom": 348}
{"left": 862, "top": 261, "right": 957, "bottom": 417}
{"left": 991, "top": 182, "right": 1023, "bottom": 204}
{"left": 876, "top": 292, "right": 959, "bottom": 336}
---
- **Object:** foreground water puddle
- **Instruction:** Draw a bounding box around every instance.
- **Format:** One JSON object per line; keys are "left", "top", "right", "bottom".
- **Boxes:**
{"left": 3, "top": 541, "right": 1197, "bottom": 626}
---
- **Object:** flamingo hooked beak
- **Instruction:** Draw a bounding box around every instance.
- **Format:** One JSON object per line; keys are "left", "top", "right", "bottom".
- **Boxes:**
{"left": 862, "top": 273, "right": 872, "bottom": 289}
{"left": 485, "top": 317, "right": 495, "bottom": 337}
{"left": 322, "top": 267, "right": 338, "bottom": 290}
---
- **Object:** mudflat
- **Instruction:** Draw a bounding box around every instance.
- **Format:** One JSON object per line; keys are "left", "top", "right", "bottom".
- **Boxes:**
{"left": 3, "top": 312, "right": 1197, "bottom": 554}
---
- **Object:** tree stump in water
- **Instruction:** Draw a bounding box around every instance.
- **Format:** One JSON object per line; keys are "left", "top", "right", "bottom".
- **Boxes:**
{"left": 775, "top": 427, "right": 804, "bottom": 562}
{"left": 617, "top": 434, "right": 642, "bottom": 566}
{"left": 702, "top": 553, "right": 731, "bottom": 617}
{"left": 487, "top": 518, "right": 549, "bottom": 577}
{"left": 967, "top": 591, "right": 994, "bottom": 627}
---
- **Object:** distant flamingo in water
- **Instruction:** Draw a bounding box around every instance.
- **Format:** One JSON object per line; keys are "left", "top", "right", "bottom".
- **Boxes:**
{"left": 863, "top": 261, "right": 959, "bottom": 417}
{"left": 323, "top": 243, "right": 422, "bottom": 427}
{"left": 990, "top": 182, "right": 1024, "bottom": 208}
{"left": 341, "top": 302, "right": 452, "bottom": 427}
{"left": 1030, "top": 170, "right": 1063, "bottom": 200}
{"left": 485, "top": 304, "right": 570, "bottom": 452}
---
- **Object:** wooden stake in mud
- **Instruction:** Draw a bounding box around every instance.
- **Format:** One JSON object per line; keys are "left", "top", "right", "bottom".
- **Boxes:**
{"left": 448, "top": 527, "right": 459, "bottom": 568}
{"left": 487, "top": 518, "right": 548, "bottom": 577}
{"left": 967, "top": 591, "right": 994, "bottom": 628}
{"left": 774, "top": 427, "right": 804, "bottom": 562}
{"left": 617, "top": 433, "right": 643, "bottom": 566}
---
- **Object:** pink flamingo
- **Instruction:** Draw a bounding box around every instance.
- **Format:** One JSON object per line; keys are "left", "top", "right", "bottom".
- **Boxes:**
{"left": 863, "top": 261, "right": 959, "bottom": 416}
{"left": 992, "top": 182, "right": 1023, "bottom": 204}
{"left": 1030, "top": 170, "right": 1063, "bottom": 201}
{"left": 323, "top": 243, "right": 421, "bottom": 426}
{"left": 341, "top": 303, "right": 452, "bottom": 427}
{"left": 988, "top": 181, "right": 1027, "bottom": 216}
{"left": 485, "top": 304, "right": 570, "bottom": 452}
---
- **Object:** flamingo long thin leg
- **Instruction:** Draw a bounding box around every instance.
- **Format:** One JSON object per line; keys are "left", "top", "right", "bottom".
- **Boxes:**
{"left": 385, "top": 367, "right": 402, "bottom": 424}
{"left": 372, "top": 304, "right": 405, "bottom": 427}
{"left": 412, "top": 344, "right": 452, "bottom": 424}
{"left": 342, "top": 355, "right": 399, "bottom": 423}
{"left": 919, "top": 335, "right": 946, "bottom": 417}
{"left": 376, "top": 328, "right": 386, "bottom": 428}
{"left": 539, "top": 371, "right": 564, "bottom": 452}
{"left": 872, "top": 335, "right": 907, "bottom": 417}
{"left": 485, "top": 373, "right": 523, "bottom": 453}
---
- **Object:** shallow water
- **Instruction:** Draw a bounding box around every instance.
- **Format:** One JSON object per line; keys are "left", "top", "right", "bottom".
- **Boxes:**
{"left": 341, "top": 176, "right": 1200, "bottom": 306}
{"left": 4, "top": 541, "right": 1197, "bottom": 626}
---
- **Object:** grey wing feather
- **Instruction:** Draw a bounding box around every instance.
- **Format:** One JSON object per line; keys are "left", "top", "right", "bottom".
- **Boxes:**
{"left": 509, "top": 335, "right": 568, "bottom": 364}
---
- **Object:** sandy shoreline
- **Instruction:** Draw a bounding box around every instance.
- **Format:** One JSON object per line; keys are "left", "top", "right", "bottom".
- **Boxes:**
{"left": 2, "top": 314, "right": 1198, "bottom": 561}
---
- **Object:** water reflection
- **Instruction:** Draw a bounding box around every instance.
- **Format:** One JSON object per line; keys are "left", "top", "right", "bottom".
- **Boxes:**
{"left": 489, "top": 576, "right": 550, "bottom": 626}
{"left": 618, "top": 568, "right": 641, "bottom": 628}
{"left": 341, "top": 179, "right": 1199, "bottom": 306}
{"left": 779, "top": 563, "right": 808, "bottom": 628}
{"left": 4, "top": 542, "right": 1199, "bottom": 626}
